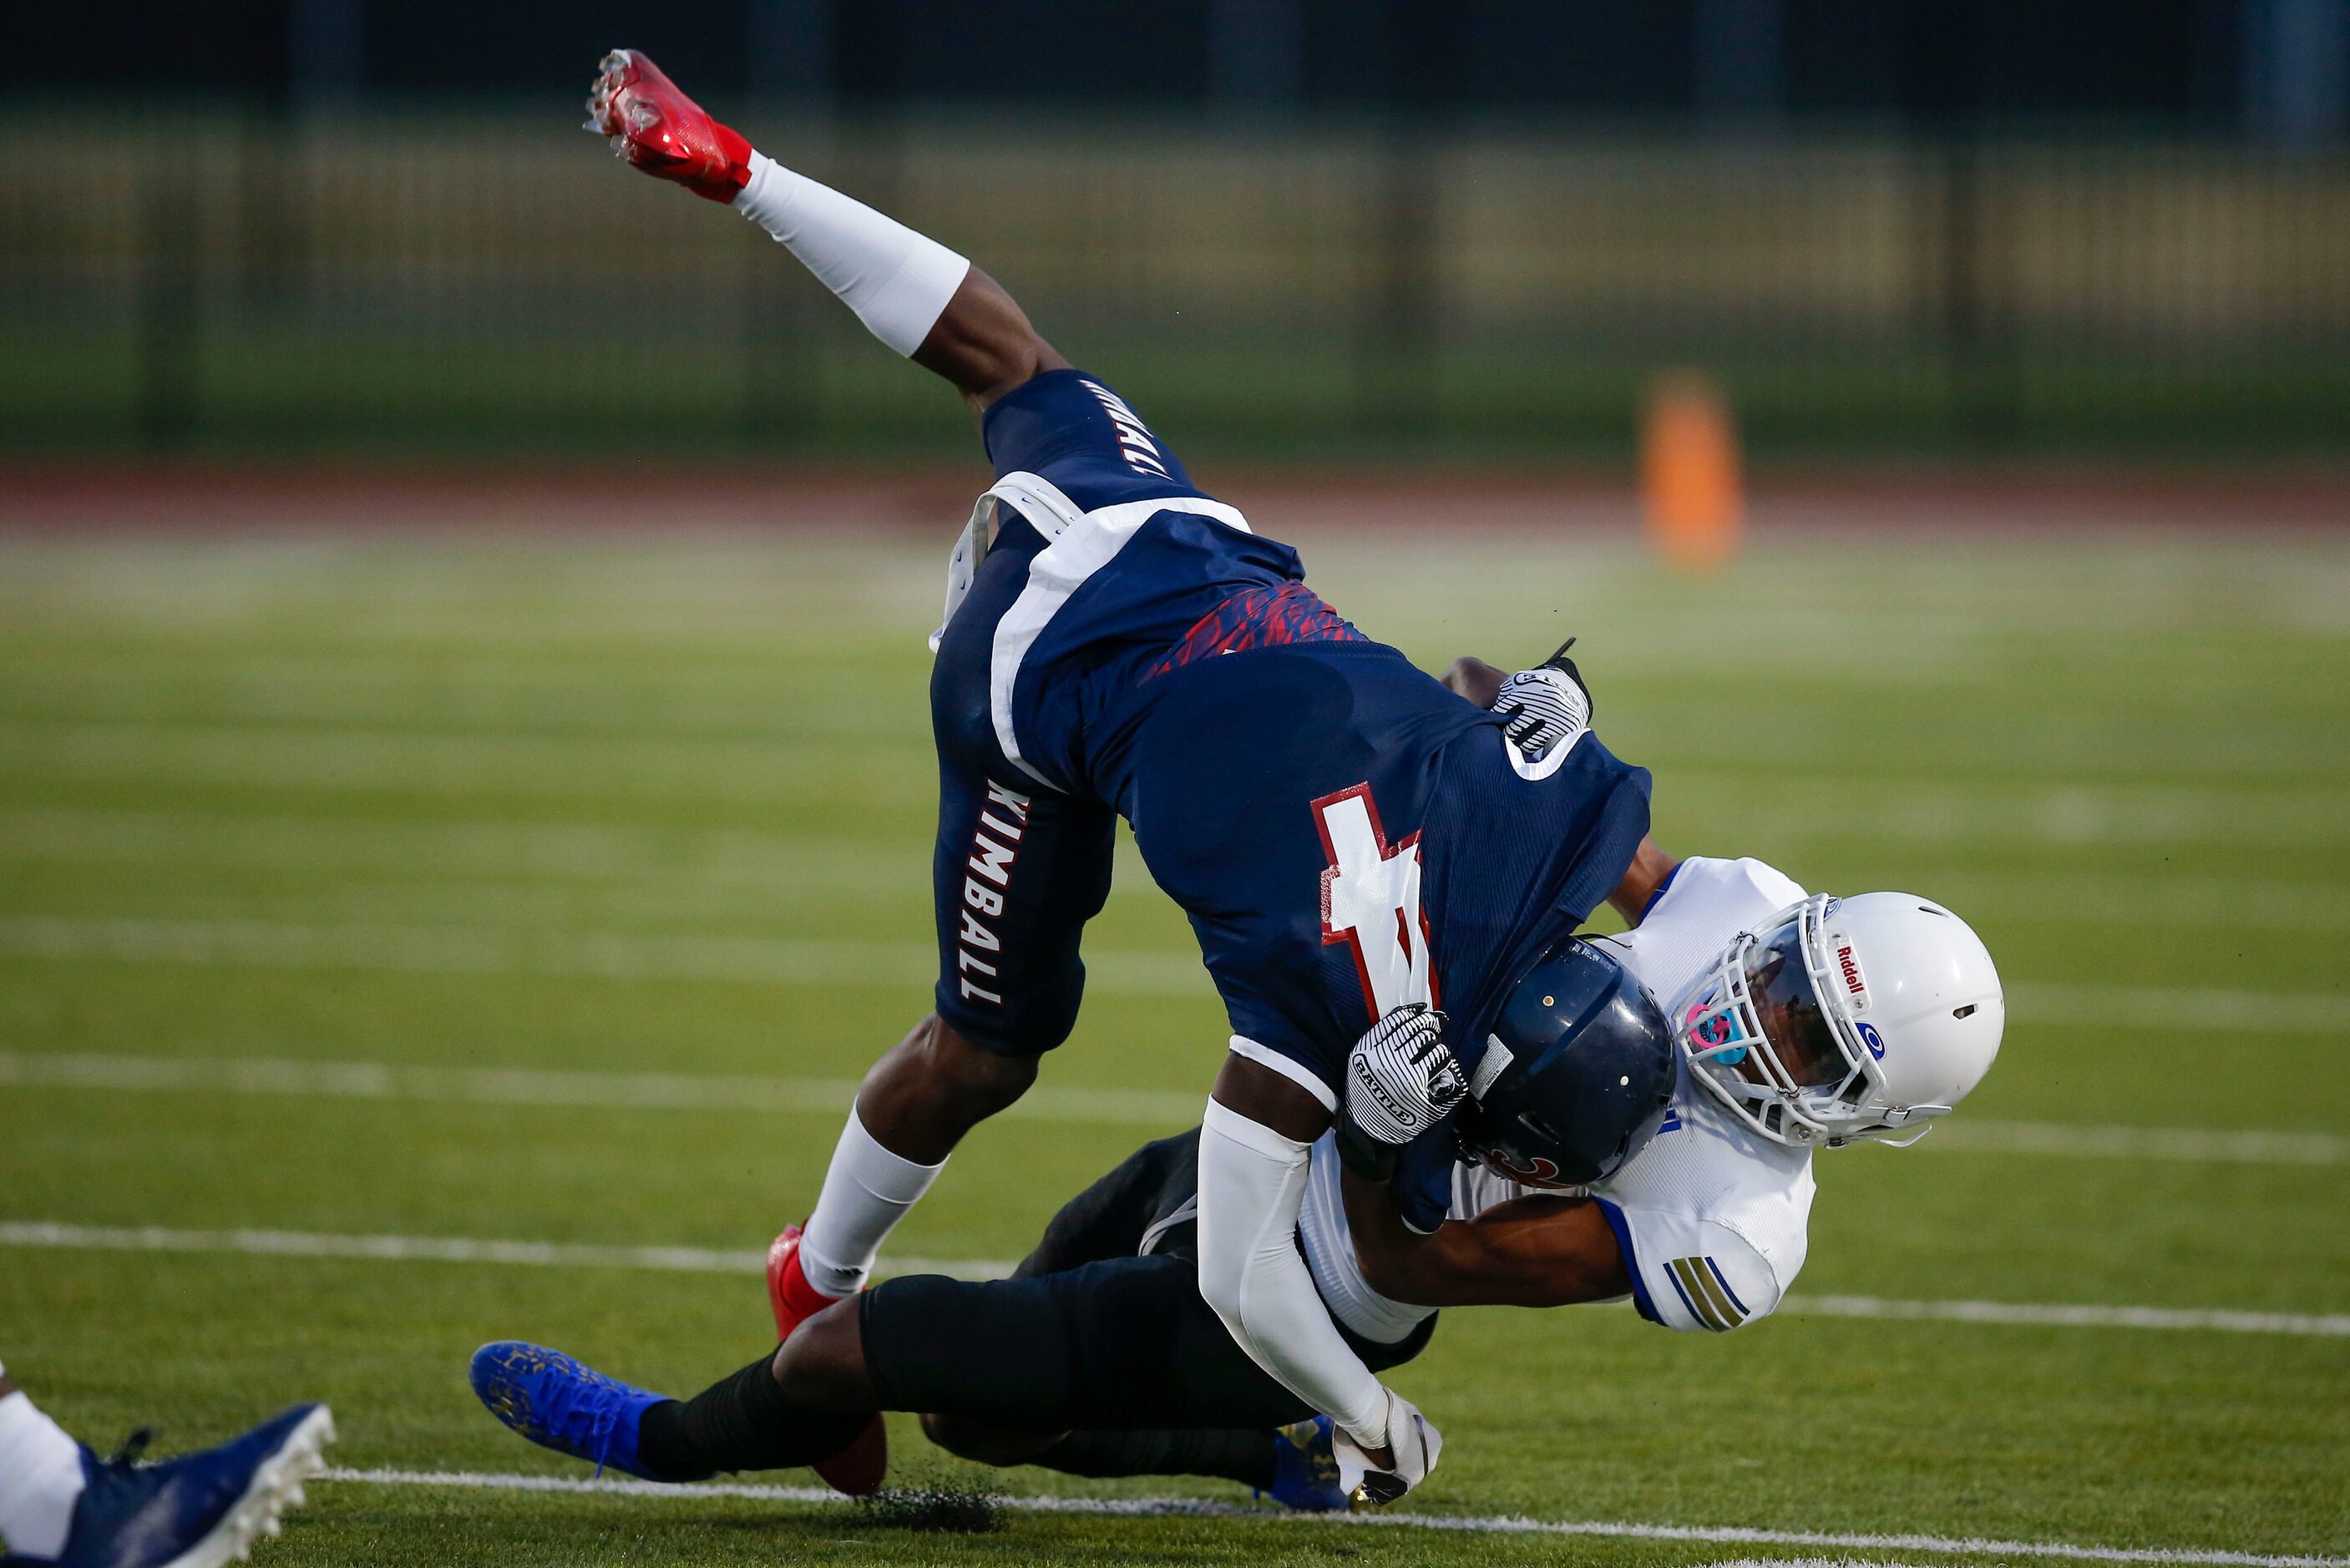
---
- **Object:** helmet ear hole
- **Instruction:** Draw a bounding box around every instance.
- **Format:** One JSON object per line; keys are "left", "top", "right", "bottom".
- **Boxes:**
{"left": 1953, "top": 1004, "right": 1976, "bottom": 1019}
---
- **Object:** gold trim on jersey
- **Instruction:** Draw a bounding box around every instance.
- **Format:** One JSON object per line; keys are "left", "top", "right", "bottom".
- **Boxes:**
{"left": 1669, "top": 1255, "right": 1748, "bottom": 1331}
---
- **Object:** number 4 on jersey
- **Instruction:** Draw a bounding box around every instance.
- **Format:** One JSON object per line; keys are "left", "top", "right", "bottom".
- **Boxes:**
{"left": 1314, "top": 783, "right": 1437, "bottom": 1022}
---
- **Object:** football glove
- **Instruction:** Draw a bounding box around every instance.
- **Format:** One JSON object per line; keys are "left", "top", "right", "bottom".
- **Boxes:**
{"left": 585, "top": 49, "right": 754, "bottom": 203}
{"left": 1338, "top": 1003, "right": 1463, "bottom": 1181}
{"left": 1494, "top": 636, "right": 1594, "bottom": 769}
{"left": 1333, "top": 1388, "right": 1444, "bottom": 1509}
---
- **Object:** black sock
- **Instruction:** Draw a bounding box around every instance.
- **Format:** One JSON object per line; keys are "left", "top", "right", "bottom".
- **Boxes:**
{"left": 636, "top": 1352, "right": 870, "bottom": 1478}
{"left": 1030, "top": 1428, "right": 1276, "bottom": 1490}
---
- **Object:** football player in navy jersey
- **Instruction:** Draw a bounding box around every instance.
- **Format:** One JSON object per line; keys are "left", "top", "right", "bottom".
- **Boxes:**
{"left": 576, "top": 48, "right": 1661, "bottom": 1501}
{"left": 538, "top": 52, "right": 2003, "bottom": 1508}
{"left": 468, "top": 695, "right": 2009, "bottom": 1513}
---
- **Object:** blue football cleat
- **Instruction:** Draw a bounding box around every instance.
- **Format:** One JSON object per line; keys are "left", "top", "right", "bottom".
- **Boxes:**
{"left": 468, "top": 1342, "right": 702, "bottom": 1482}
{"left": 3, "top": 1404, "right": 335, "bottom": 1568}
{"left": 1259, "top": 1414, "right": 1348, "bottom": 1513}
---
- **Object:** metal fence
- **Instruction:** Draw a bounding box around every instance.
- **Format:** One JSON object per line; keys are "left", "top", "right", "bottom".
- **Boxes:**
{"left": 6, "top": 105, "right": 2348, "bottom": 462}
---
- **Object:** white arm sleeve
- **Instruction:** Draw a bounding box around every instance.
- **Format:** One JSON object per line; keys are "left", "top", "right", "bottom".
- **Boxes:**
{"left": 733, "top": 151, "right": 972, "bottom": 357}
{"left": 1196, "top": 1099, "right": 1390, "bottom": 1449}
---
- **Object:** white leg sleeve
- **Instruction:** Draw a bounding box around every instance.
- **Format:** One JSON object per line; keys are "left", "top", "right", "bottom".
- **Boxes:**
{"left": 1195, "top": 1100, "right": 1391, "bottom": 1450}
{"left": 0, "top": 1384, "right": 85, "bottom": 1560}
{"left": 734, "top": 152, "right": 971, "bottom": 357}
{"left": 798, "top": 1107, "right": 946, "bottom": 1297}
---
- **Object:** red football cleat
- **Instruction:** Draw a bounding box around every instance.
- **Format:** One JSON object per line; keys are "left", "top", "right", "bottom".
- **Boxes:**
{"left": 767, "top": 1224, "right": 889, "bottom": 1496}
{"left": 767, "top": 1223, "right": 840, "bottom": 1339}
{"left": 585, "top": 48, "right": 753, "bottom": 203}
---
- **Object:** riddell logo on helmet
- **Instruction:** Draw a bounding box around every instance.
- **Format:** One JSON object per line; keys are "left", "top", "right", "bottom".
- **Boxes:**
{"left": 1836, "top": 945, "right": 1866, "bottom": 999}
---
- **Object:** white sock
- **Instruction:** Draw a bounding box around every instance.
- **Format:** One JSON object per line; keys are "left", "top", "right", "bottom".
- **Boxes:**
{"left": 733, "top": 151, "right": 970, "bottom": 358}
{"left": 0, "top": 1378, "right": 86, "bottom": 1561}
{"left": 798, "top": 1108, "right": 945, "bottom": 1297}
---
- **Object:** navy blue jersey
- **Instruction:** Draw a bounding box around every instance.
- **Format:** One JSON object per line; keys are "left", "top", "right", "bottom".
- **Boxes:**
{"left": 976, "top": 374, "right": 1324, "bottom": 800}
{"left": 1116, "top": 642, "right": 1652, "bottom": 1109}
{"left": 929, "top": 372, "right": 1651, "bottom": 1230}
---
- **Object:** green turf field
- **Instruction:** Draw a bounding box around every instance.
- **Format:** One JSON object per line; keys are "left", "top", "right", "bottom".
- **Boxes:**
{"left": 2, "top": 518, "right": 2347, "bottom": 1565}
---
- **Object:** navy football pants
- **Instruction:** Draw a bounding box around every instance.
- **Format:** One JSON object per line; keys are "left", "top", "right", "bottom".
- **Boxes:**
{"left": 926, "top": 512, "right": 1117, "bottom": 1055}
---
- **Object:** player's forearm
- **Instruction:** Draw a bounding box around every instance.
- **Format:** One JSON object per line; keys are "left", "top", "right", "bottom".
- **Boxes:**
{"left": 1607, "top": 838, "right": 1679, "bottom": 926}
{"left": 1441, "top": 655, "right": 1508, "bottom": 708}
{"left": 730, "top": 153, "right": 1026, "bottom": 395}
{"left": 1197, "top": 1101, "right": 1390, "bottom": 1449}
{"left": 735, "top": 152, "right": 1067, "bottom": 406}
{"left": 910, "top": 266, "right": 1073, "bottom": 413}
{"left": 1339, "top": 1165, "right": 1445, "bottom": 1298}
{"left": 1345, "top": 1171, "right": 1628, "bottom": 1308}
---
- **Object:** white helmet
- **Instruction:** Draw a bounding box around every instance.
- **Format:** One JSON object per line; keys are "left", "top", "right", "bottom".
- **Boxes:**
{"left": 1668, "top": 893, "right": 2003, "bottom": 1148}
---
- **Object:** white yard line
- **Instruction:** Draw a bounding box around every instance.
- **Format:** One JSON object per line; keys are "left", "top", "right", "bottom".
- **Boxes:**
{"left": 1907, "top": 872, "right": 2350, "bottom": 935}
{"left": 0, "top": 1222, "right": 1002, "bottom": 1282}
{"left": 6, "top": 1221, "right": 2345, "bottom": 1338}
{"left": 1927, "top": 1119, "right": 2343, "bottom": 1165}
{"left": 311, "top": 1466, "right": 2350, "bottom": 1567}
{"left": 0, "top": 914, "right": 2341, "bottom": 1032}
{"left": 2008, "top": 984, "right": 2350, "bottom": 1034}
{"left": 3, "top": 726, "right": 2347, "bottom": 843}
{"left": 0, "top": 915, "right": 1203, "bottom": 997}
{"left": 10, "top": 810, "right": 2350, "bottom": 933}
{"left": 1783, "top": 1296, "right": 2350, "bottom": 1337}
{"left": 1633, "top": 776, "right": 2350, "bottom": 850}
{"left": 3, "top": 1050, "right": 2338, "bottom": 1163}
{"left": 0, "top": 1051, "right": 1203, "bottom": 1127}
{"left": 0, "top": 721, "right": 929, "bottom": 807}
{"left": 0, "top": 807, "right": 928, "bottom": 893}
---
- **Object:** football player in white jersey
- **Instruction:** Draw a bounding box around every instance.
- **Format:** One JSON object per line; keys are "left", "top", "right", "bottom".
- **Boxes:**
{"left": 468, "top": 649, "right": 2004, "bottom": 1510}
{"left": 1303, "top": 655, "right": 2007, "bottom": 1341}
{"left": 1301, "top": 864, "right": 1801, "bottom": 1342}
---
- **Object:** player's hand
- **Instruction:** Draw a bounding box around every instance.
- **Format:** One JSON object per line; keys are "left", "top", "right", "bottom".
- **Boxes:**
{"left": 1495, "top": 638, "right": 1593, "bottom": 769}
{"left": 1339, "top": 1004, "right": 1463, "bottom": 1180}
{"left": 585, "top": 49, "right": 754, "bottom": 203}
{"left": 1333, "top": 1389, "right": 1444, "bottom": 1509}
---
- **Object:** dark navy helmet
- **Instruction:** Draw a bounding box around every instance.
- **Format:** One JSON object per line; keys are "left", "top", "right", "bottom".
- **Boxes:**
{"left": 1456, "top": 937, "right": 1675, "bottom": 1189}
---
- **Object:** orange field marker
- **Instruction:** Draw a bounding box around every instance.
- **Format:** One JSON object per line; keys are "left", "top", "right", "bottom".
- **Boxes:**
{"left": 1640, "top": 372, "right": 1744, "bottom": 574}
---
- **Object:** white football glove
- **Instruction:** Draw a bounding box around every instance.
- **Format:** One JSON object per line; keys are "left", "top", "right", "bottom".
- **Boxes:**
{"left": 1493, "top": 637, "right": 1594, "bottom": 771}
{"left": 1333, "top": 1388, "right": 1445, "bottom": 1509}
{"left": 1494, "top": 664, "right": 1592, "bottom": 768}
{"left": 1343, "top": 1002, "right": 1464, "bottom": 1149}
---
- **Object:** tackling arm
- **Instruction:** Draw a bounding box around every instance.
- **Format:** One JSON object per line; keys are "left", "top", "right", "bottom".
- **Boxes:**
{"left": 1341, "top": 1169, "right": 1632, "bottom": 1308}
{"left": 588, "top": 50, "right": 1067, "bottom": 414}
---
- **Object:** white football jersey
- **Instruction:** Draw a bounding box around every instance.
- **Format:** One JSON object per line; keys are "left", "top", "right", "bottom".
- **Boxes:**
{"left": 1298, "top": 855, "right": 1817, "bottom": 1340}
